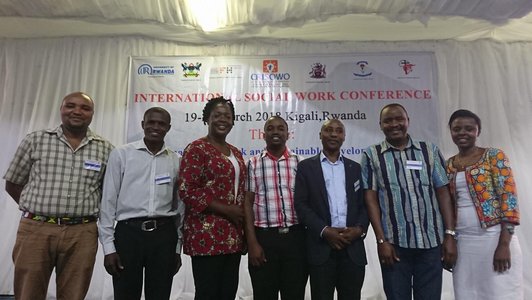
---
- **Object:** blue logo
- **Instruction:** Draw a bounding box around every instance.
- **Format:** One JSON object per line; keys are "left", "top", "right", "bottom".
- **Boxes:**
{"left": 137, "top": 64, "right": 175, "bottom": 76}
{"left": 353, "top": 61, "right": 372, "bottom": 77}
{"left": 250, "top": 73, "right": 291, "bottom": 80}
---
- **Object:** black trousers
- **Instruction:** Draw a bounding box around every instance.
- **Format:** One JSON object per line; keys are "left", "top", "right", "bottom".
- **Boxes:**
{"left": 248, "top": 226, "right": 308, "bottom": 300}
{"left": 113, "top": 220, "right": 178, "bottom": 300}
{"left": 191, "top": 253, "right": 242, "bottom": 300}
{"left": 309, "top": 248, "right": 365, "bottom": 300}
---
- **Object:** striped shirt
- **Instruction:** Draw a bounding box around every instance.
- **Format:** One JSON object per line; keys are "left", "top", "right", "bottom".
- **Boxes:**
{"left": 360, "top": 138, "right": 449, "bottom": 249}
{"left": 246, "top": 148, "right": 302, "bottom": 228}
{"left": 3, "top": 126, "right": 114, "bottom": 217}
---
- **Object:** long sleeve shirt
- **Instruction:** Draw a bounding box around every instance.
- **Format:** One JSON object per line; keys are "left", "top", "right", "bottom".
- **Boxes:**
{"left": 178, "top": 139, "right": 246, "bottom": 256}
{"left": 98, "top": 139, "right": 183, "bottom": 255}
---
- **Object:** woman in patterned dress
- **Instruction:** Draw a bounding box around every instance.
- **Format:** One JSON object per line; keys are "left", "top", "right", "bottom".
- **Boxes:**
{"left": 178, "top": 96, "right": 246, "bottom": 300}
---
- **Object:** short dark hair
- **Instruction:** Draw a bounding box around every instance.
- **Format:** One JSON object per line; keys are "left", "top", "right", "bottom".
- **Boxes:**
{"left": 448, "top": 109, "right": 482, "bottom": 134}
{"left": 264, "top": 115, "right": 288, "bottom": 129}
{"left": 144, "top": 107, "right": 171, "bottom": 123}
{"left": 321, "top": 118, "right": 344, "bottom": 132}
{"left": 379, "top": 103, "right": 408, "bottom": 120}
{"left": 202, "top": 96, "right": 235, "bottom": 125}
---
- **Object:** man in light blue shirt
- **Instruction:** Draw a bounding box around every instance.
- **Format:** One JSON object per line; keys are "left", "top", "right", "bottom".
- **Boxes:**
{"left": 321, "top": 152, "right": 347, "bottom": 229}
{"left": 98, "top": 107, "right": 183, "bottom": 300}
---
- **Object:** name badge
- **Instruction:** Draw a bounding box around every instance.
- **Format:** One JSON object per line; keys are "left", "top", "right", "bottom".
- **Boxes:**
{"left": 406, "top": 160, "right": 422, "bottom": 170}
{"left": 84, "top": 160, "right": 102, "bottom": 171}
{"left": 354, "top": 180, "right": 360, "bottom": 192}
{"left": 155, "top": 173, "right": 171, "bottom": 185}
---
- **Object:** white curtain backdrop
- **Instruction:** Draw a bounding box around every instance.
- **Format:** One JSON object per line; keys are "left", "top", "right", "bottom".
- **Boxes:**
{"left": 1, "top": 37, "right": 531, "bottom": 299}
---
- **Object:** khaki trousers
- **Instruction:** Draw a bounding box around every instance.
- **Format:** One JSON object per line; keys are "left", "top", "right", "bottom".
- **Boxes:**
{"left": 12, "top": 217, "right": 98, "bottom": 300}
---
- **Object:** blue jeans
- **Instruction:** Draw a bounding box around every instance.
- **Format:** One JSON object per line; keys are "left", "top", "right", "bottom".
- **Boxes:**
{"left": 381, "top": 245, "right": 443, "bottom": 300}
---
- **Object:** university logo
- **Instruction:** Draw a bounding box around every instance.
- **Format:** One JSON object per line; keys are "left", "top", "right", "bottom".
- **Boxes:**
{"left": 137, "top": 64, "right": 153, "bottom": 75}
{"left": 263, "top": 60, "right": 278, "bottom": 73}
{"left": 309, "top": 62, "right": 326, "bottom": 79}
{"left": 181, "top": 62, "right": 202, "bottom": 77}
{"left": 137, "top": 64, "right": 175, "bottom": 76}
{"left": 353, "top": 61, "right": 372, "bottom": 77}
{"left": 399, "top": 60, "right": 415, "bottom": 75}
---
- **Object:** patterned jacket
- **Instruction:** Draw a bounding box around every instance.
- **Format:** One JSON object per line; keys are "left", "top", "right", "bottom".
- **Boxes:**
{"left": 178, "top": 138, "right": 246, "bottom": 256}
{"left": 446, "top": 147, "right": 520, "bottom": 228}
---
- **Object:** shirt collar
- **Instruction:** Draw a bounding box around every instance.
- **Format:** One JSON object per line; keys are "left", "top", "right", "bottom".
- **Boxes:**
{"left": 133, "top": 139, "right": 169, "bottom": 156}
{"left": 47, "top": 125, "right": 100, "bottom": 141}
{"left": 380, "top": 135, "right": 421, "bottom": 153}
{"left": 320, "top": 151, "right": 344, "bottom": 163}
{"left": 261, "top": 147, "right": 293, "bottom": 161}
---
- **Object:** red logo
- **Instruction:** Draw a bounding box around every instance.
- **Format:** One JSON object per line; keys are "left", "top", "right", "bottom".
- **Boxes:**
{"left": 399, "top": 60, "right": 415, "bottom": 75}
{"left": 263, "top": 60, "right": 278, "bottom": 73}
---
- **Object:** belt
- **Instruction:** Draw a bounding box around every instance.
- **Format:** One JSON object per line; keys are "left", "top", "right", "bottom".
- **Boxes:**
{"left": 255, "top": 224, "right": 304, "bottom": 234}
{"left": 22, "top": 211, "right": 96, "bottom": 225}
{"left": 119, "top": 216, "right": 174, "bottom": 232}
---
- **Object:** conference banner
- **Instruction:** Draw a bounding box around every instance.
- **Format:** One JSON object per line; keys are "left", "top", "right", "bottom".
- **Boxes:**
{"left": 126, "top": 53, "right": 440, "bottom": 160}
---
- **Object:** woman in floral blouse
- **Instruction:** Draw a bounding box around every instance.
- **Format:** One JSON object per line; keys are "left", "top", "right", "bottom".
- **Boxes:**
{"left": 178, "top": 96, "right": 246, "bottom": 300}
{"left": 446, "top": 109, "right": 522, "bottom": 300}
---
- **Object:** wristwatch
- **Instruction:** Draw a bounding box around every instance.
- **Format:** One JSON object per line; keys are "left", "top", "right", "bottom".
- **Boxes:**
{"left": 444, "top": 229, "right": 457, "bottom": 239}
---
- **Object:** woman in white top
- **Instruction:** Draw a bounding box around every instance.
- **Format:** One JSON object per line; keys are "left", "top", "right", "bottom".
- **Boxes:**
{"left": 445, "top": 109, "right": 522, "bottom": 300}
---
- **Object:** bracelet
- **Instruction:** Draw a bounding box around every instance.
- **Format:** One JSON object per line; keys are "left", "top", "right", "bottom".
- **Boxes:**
{"left": 504, "top": 224, "right": 515, "bottom": 234}
{"left": 444, "top": 229, "right": 457, "bottom": 238}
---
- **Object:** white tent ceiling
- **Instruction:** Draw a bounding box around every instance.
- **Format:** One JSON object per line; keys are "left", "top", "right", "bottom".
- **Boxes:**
{"left": 1, "top": 0, "right": 532, "bottom": 43}
{"left": 2, "top": 1, "right": 532, "bottom": 300}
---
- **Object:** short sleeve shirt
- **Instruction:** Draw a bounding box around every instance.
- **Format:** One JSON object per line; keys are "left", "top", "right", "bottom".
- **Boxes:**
{"left": 361, "top": 138, "right": 449, "bottom": 249}
{"left": 3, "top": 126, "right": 114, "bottom": 217}
{"left": 245, "top": 148, "right": 301, "bottom": 228}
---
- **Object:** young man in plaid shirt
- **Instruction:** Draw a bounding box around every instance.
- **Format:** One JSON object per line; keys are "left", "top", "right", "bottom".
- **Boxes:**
{"left": 244, "top": 116, "right": 308, "bottom": 300}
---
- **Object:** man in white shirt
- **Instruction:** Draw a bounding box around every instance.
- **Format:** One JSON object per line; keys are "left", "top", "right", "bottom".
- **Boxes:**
{"left": 98, "top": 107, "right": 184, "bottom": 300}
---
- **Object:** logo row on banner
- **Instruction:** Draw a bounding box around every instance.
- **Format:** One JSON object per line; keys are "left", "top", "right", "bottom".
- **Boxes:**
{"left": 137, "top": 57, "right": 420, "bottom": 80}
{"left": 126, "top": 53, "right": 440, "bottom": 159}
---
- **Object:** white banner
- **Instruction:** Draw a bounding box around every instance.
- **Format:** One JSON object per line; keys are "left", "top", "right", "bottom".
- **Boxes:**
{"left": 127, "top": 53, "right": 440, "bottom": 159}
